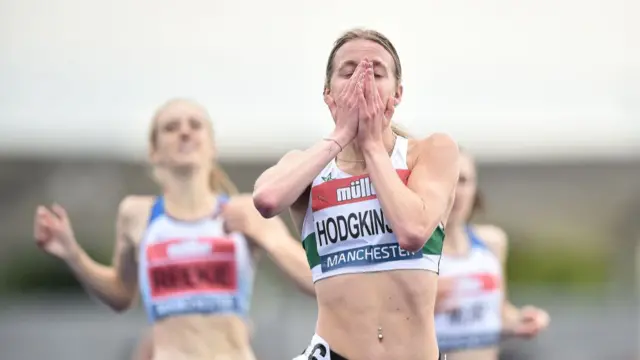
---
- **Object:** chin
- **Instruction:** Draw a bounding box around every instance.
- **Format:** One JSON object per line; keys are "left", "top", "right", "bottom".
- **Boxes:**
{"left": 168, "top": 157, "right": 202, "bottom": 171}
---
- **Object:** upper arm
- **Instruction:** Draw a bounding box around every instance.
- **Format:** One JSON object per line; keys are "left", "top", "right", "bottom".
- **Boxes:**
{"left": 406, "top": 133, "right": 460, "bottom": 222}
{"left": 474, "top": 224, "right": 509, "bottom": 266}
{"left": 289, "top": 186, "right": 310, "bottom": 236}
{"left": 112, "top": 196, "right": 152, "bottom": 288}
{"left": 474, "top": 224, "right": 511, "bottom": 305}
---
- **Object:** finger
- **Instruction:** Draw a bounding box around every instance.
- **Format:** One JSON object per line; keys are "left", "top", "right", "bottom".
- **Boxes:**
{"left": 339, "top": 63, "right": 360, "bottom": 99}
{"left": 222, "top": 220, "right": 233, "bottom": 234}
{"left": 324, "top": 94, "right": 337, "bottom": 118}
{"left": 34, "top": 224, "right": 48, "bottom": 242}
{"left": 384, "top": 96, "right": 396, "bottom": 120}
{"left": 36, "top": 207, "right": 56, "bottom": 228}
{"left": 51, "top": 203, "right": 68, "bottom": 223}
{"left": 517, "top": 322, "right": 538, "bottom": 337}
{"left": 357, "top": 85, "right": 368, "bottom": 119}
{"left": 34, "top": 206, "right": 46, "bottom": 235}
{"left": 345, "top": 78, "right": 361, "bottom": 111}
{"left": 365, "top": 68, "right": 376, "bottom": 108}
{"left": 344, "top": 61, "right": 367, "bottom": 100}
{"left": 541, "top": 312, "right": 550, "bottom": 326}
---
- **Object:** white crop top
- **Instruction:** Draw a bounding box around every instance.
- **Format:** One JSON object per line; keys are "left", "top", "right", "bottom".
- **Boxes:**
{"left": 435, "top": 226, "right": 503, "bottom": 352}
{"left": 299, "top": 136, "right": 445, "bottom": 282}
{"left": 138, "top": 196, "right": 255, "bottom": 323}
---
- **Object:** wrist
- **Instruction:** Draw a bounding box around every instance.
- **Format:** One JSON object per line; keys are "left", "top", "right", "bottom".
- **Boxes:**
{"left": 65, "top": 242, "right": 85, "bottom": 267}
{"left": 328, "top": 129, "right": 352, "bottom": 150}
{"left": 361, "top": 141, "right": 387, "bottom": 156}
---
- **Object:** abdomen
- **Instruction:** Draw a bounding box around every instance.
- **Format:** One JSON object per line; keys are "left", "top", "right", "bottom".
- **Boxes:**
{"left": 315, "top": 270, "right": 439, "bottom": 359}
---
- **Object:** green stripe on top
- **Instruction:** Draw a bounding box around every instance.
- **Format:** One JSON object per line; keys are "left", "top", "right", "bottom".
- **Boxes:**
{"left": 423, "top": 224, "right": 445, "bottom": 256}
{"left": 303, "top": 225, "right": 444, "bottom": 270}
{"left": 302, "top": 233, "right": 321, "bottom": 268}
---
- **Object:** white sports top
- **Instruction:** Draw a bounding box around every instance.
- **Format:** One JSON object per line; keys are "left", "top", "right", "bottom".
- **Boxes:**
{"left": 435, "top": 226, "right": 503, "bottom": 352}
{"left": 138, "top": 196, "right": 255, "bottom": 323}
{"left": 299, "top": 136, "right": 445, "bottom": 282}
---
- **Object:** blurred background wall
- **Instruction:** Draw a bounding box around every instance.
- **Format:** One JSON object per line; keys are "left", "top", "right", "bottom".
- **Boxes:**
{"left": 0, "top": 0, "right": 638, "bottom": 359}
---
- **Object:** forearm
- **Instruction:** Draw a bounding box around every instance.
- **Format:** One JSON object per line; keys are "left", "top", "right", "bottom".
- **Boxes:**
{"left": 261, "top": 236, "right": 315, "bottom": 296}
{"left": 253, "top": 134, "right": 346, "bottom": 218}
{"left": 66, "top": 247, "right": 134, "bottom": 312}
{"left": 363, "top": 146, "right": 441, "bottom": 251}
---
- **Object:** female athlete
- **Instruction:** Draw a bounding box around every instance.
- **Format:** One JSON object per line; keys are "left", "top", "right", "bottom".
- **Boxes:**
{"left": 34, "top": 98, "right": 313, "bottom": 360}
{"left": 253, "top": 28, "right": 459, "bottom": 360}
{"left": 435, "top": 150, "right": 550, "bottom": 360}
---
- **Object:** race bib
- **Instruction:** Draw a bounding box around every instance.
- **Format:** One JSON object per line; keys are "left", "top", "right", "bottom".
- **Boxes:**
{"left": 146, "top": 237, "right": 237, "bottom": 298}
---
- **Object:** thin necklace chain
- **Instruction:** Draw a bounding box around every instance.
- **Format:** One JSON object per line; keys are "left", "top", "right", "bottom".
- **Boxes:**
{"left": 336, "top": 135, "right": 398, "bottom": 163}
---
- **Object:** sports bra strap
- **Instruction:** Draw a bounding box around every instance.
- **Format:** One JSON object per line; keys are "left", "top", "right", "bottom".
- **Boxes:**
{"left": 147, "top": 197, "right": 165, "bottom": 224}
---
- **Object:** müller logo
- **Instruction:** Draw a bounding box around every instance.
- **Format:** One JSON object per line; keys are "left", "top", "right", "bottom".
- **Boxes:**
{"left": 336, "top": 177, "right": 376, "bottom": 202}
{"left": 166, "top": 240, "right": 212, "bottom": 258}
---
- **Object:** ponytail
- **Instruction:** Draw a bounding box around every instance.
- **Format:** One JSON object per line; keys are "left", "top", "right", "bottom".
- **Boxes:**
{"left": 391, "top": 122, "right": 412, "bottom": 138}
{"left": 209, "top": 163, "right": 238, "bottom": 195}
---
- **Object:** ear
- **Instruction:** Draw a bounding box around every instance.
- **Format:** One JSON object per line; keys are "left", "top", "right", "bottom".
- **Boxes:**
{"left": 323, "top": 88, "right": 337, "bottom": 119}
{"left": 394, "top": 84, "right": 403, "bottom": 106}
{"left": 323, "top": 87, "right": 331, "bottom": 104}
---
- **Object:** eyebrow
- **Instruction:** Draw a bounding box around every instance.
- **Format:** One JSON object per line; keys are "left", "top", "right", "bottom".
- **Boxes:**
{"left": 338, "top": 59, "right": 387, "bottom": 71}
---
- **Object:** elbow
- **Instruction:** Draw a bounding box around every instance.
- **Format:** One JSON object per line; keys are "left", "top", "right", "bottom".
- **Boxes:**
{"left": 252, "top": 187, "right": 280, "bottom": 218}
{"left": 396, "top": 221, "right": 439, "bottom": 253}
{"left": 300, "top": 280, "right": 316, "bottom": 297}
{"left": 304, "top": 288, "right": 316, "bottom": 297}
{"left": 397, "top": 236, "right": 424, "bottom": 253}
{"left": 298, "top": 284, "right": 316, "bottom": 297}
{"left": 107, "top": 287, "right": 135, "bottom": 313}
{"left": 108, "top": 299, "right": 131, "bottom": 313}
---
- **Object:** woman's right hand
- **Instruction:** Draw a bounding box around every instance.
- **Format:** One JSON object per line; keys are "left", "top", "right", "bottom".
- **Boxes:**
{"left": 324, "top": 59, "right": 368, "bottom": 147}
{"left": 34, "top": 204, "right": 80, "bottom": 261}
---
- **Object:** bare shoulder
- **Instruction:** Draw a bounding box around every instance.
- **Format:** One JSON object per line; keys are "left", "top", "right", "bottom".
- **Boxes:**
{"left": 472, "top": 224, "right": 509, "bottom": 259}
{"left": 118, "top": 196, "right": 155, "bottom": 242}
{"left": 118, "top": 195, "right": 155, "bottom": 219}
{"left": 407, "top": 133, "right": 459, "bottom": 165}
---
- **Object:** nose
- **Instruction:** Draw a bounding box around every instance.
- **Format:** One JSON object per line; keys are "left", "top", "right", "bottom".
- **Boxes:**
{"left": 177, "top": 120, "right": 193, "bottom": 139}
{"left": 179, "top": 132, "right": 190, "bottom": 142}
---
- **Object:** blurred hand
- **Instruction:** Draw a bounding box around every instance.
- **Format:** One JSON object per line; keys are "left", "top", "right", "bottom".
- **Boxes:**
{"left": 33, "top": 204, "right": 80, "bottom": 261}
{"left": 221, "top": 195, "right": 288, "bottom": 247}
{"left": 511, "top": 305, "right": 550, "bottom": 338}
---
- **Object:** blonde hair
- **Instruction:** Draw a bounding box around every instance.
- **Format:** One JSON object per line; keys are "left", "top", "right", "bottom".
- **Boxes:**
{"left": 149, "top": 98, "right": 238, "bottom": 195}
{"left": 209, "top": 163, "right": 238, "bottom": 195}
{"left": 391, "top": 123, "right": 411, "bottom": 138}
{"left": 324, "top": 28, "right": 402, "bottom": 90}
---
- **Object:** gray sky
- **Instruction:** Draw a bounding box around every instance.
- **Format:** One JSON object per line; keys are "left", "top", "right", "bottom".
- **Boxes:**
{"left": 1, "top": 0, "right": 638, "bottom": 161}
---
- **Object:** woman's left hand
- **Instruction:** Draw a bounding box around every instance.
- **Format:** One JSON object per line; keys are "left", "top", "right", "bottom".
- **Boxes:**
{"left": 512, "top": 305, "right": 550, "bottom": 338}
{"left": 221, "top": 194, "right": 287, "bottom": 247}
{"left": 221, "top": 195, "right": 263, "bottom": 240}
{"left": 356, "top": 61, "right": 396, "bottom": 150}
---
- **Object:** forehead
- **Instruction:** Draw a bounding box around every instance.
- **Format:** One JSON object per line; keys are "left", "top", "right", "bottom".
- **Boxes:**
{"left": 156, "top": 101, "right": 210, "bottom": 125}
{"left": 333, "top": 39, "right": 395, "bottom": 70}
{"left": 459, "top": 154, "right": 477, "bottom": 178}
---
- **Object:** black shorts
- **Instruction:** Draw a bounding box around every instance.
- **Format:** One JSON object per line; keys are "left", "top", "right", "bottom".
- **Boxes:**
{"left": 296, "top": 334, "right": 445, "bottom": 359}
{"left": 307, "top": 350, "right": 445, "bottom": 360}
